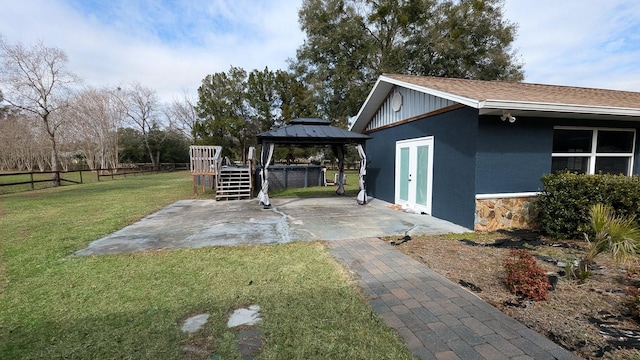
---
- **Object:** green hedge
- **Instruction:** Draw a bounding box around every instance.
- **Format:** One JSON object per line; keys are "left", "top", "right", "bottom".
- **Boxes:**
{"left": 536, "top": 172, "right": 640, "bottom": 238}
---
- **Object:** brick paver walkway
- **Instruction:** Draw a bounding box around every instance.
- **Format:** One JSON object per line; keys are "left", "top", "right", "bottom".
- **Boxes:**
{"left": 329, "top": 238, "right": 579, "bottom": 360}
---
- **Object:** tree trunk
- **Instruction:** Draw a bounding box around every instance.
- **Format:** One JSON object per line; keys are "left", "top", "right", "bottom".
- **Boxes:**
{"left": 142, "top": 137, "right": 157, "bottom": 171}
{"left": 50, "top": 135, "right": 61, "bottom": 186}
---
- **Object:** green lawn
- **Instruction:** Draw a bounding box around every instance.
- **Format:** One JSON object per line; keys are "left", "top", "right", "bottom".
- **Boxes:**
{"left": 269, "top": 169, "right": 361, "bottom": 197}
{"left": 0, "top": 171, "right": 411, "bottom": 359}
{"left": 0, "top": 169, "right": 162, "bottom": 195}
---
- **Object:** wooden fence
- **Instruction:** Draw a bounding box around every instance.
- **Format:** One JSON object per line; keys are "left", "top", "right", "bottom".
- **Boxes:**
{"left": 0, "top": 163, "right": 188, "bottom": 193}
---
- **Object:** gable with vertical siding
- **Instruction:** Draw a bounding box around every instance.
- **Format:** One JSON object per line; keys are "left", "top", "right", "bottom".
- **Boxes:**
{"left": 366, "top": 86, "right": 456, "bottom": 132}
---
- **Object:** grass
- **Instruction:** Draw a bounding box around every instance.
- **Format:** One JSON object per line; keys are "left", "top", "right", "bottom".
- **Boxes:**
{"left": 0, "top": 171, "right": 411, "bottom": 359}
{"left": 0, "top": 169, "right": 164, "bottom": 195}
{"left": 270, "top": 169, "right": 361, "bottom": 198}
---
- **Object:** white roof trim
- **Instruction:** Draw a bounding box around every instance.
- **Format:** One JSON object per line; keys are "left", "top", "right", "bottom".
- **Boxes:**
{"left": 479, "top": 99, "right": 640, "bottom": 117}
{"left": 379, "top": 75, "right": 480, "bottom": 108}
{"left": 349, "top": 77, "right": 387, "bottom": 131}
{"left": 351, "top": 75, "right": 640, "bottom": 133}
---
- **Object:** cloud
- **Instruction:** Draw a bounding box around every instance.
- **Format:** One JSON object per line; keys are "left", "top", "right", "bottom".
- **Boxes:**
{"left": 503, "top": 0, "right": 640, "bottom": 91}
{"left": 2, "top": 0, "right": 640, "bottom": 105}
{"left": 0, "top": 0, "right": 305, "bottom": 102}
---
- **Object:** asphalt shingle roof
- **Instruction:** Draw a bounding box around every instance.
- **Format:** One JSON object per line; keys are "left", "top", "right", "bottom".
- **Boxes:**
{"left": 384, "top": 74, "right": 640, "bottom": 109}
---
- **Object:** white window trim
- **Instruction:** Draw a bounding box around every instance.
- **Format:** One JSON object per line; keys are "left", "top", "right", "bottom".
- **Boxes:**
{"left": 552, "top": 126, "right": 636, "bottom": 175}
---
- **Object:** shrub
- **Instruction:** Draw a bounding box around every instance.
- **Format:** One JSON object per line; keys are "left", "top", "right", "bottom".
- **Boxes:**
{"left": 536, "top": 172, "right": 640, "bottom": 238}
{"left": 503, "top": 249, "right": 550, "bottom": 301}
{"left": 623, "top": 265, "right": 640, "bottom": 321}
{"left": 624, "top": 286, "right": 640, "bottom": 321}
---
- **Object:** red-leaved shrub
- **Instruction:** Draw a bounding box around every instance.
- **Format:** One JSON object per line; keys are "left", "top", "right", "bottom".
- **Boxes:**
{"left": 503, "top": 249, "right": 550, "bottom": 301}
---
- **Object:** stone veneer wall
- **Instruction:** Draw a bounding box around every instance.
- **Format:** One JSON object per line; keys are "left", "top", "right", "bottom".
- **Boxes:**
{"left": 474, "top": 197, "right": 539, "bottom": 232}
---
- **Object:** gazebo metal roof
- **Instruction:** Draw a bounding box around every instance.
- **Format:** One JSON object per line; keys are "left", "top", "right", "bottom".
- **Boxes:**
{"left": 256, "top": 118, "right": 370, "bottom": 145}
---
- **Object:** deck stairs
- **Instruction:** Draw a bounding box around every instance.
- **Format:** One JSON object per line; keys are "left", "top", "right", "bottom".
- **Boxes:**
{"left": 216, "top": 166, "right": 252, "bottom": 201}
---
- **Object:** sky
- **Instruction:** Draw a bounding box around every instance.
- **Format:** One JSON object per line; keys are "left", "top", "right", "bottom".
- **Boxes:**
{"left": 1, "top": 0, "right": 640, "bottom": 104}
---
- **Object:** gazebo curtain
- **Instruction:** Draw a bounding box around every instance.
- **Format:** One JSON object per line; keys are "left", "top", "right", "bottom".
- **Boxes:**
{"left": 256, "top": 142, "right": 367, "bottom": 208}
{"left": 356, "top": 144, "right": 367, "bottom": 205}
{"left": 257, "top": 142, "right": 274, "bottom": 208}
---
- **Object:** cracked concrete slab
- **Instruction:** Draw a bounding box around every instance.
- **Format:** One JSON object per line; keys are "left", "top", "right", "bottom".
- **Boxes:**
{"left": 75, "top": 196, "right": 469, "bottom": 255}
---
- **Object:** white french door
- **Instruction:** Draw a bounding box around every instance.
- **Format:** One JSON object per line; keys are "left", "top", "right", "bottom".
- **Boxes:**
{"left": 395, "top": 137, "right": 434, "bottom": 214}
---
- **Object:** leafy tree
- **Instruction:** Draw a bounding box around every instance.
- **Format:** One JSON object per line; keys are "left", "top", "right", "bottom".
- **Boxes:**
{"left": 246, "top": 67, "right": 278, "bottom": 132}
{"left": 273, "top": 70, "right": 317, "bottom": 124}
{"left": 156, "top": 129, "right": 190, "bottom": 163}
{"left": 118, "top": 126, "right": 190, "bottom": 164}
{"left": 406, "top": 0, "right": 523, "bottom": 80}
{"left": 196, "top": 67, "right": 314, "bottom": 162}
{"left": 118, "top": 127, "right": 147, "bottom": 164}
{"left": 196, "top": 66, "right": 251, "bottom": 161}
{"left": 293, "top": 0, "right": 523, "bottom": 122}
{"left": 0, "top": 37, "right": 80, "bottom": 185}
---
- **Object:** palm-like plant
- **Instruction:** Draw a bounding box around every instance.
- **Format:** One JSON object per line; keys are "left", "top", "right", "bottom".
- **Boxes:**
{"left": 578, "top": 204, "right": 640, "bottom": 280}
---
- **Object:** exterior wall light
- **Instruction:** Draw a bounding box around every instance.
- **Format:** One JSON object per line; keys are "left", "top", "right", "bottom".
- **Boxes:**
{"left": 501, "top": 110, "right": 516, "bottom": 123}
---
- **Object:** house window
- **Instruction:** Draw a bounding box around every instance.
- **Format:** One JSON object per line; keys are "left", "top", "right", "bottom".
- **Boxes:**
{"left": 551, "top": 127, "right": 635, "bottom": 175}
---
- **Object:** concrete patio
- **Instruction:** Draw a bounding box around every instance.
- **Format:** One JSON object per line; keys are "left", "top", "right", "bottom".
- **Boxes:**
{"left": 75, "top": 196, "right": 469, "bottom": 255}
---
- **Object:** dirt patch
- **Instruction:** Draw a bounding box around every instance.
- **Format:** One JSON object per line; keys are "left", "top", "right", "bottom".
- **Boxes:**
{"left": 388, "top": 230, "right": 640, "bottom": 360}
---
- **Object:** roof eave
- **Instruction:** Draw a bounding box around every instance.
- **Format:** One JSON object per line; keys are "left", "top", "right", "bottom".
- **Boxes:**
{"left": 479, "top": 100, "right": 640, "bottom": 117}
{"left": 352, "top": 76, "right": 640, "bottom": 133}
{"left": 350, "top": 75, "right": 480, "bottom": 133}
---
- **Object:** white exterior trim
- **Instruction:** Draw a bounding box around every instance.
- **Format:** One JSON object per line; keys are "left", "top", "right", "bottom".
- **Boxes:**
{"left": 551, "top": 126, "right": 636, "bottom": 176}
{"left": 479, "top": 99, "right": 640, "bottom": 117}
{"left": 350, "top": 75, "right": 640, "bottom": 134}
{"left": 395, "top": 136, "right": 434, "bottom": 214}
{"left": 475, "top": 192, "right": 540, "bottom": 200}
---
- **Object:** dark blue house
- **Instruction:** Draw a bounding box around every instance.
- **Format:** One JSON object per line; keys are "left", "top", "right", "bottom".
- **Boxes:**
{"left": 350, "top": 74, "right": 640, "bottom": 231}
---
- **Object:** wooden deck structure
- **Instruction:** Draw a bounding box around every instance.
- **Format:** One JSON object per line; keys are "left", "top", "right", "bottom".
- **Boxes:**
{"left": 189, "top": 145, "right": 222, "bottom": 192}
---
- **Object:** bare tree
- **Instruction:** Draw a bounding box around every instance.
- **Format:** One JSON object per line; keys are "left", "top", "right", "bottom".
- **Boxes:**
{"left": 114, "top": 82, "right": 163, "bottom": 169}
{"left": 165, "top": 91, "right": 198, "bottom": 141}
{"left": 0, "top": 111, "right": 50, "bottom": 171}
{"left": 66, "top": 87, "right": 121, "bottom": 170}
{"left": 0, "top": 37, "right": 80, "bottom": 185}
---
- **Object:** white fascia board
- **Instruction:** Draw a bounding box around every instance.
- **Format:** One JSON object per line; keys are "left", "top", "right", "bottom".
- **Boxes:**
{"left": 479, "top": 99, "right": 640, "bottom": 117}
{"left": 350, "top": 77, "right": 393, "bottom": 132}
{"left": 380, "top": 75, "right": 480, "bottom": 108}
{"left": 350, "top": 75, "right": 481, "bottom": 132}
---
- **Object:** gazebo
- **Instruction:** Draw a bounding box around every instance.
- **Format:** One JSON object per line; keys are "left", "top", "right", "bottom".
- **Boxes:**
{"left": 256, "top": 118, "right": 371, "bottom": 208}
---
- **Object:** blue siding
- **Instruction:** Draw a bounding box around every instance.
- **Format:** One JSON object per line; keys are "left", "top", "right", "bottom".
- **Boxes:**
{"left": 476, "top": 117, "right": 640, "bottom": 194}
{"left": 366, "top": 108, "right": 640, "bottom": 229}
{"left": 475, "top": 116, "right": 553, "bottom": 194}
{"left": 365, "top": 107, "right": 478, "bottom": 229}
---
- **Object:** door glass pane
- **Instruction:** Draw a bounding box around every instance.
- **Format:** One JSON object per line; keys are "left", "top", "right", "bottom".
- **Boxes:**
{"left": 399, "top": 147, "right": 409, "bottom": 201}
{"left": 551, "top": 157, "right": 588, "bottom": 173}
{"left": 596, "top": 131, "right": 634, "bottom": 153}
{"left": 415, "top": 145, "right": 429, "bottom": 206}
{"left": 552, "top": 129, "right": 592, "bottom": 153}
{"left": 595, "top": 157, "right": 629, "bottom": 175}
